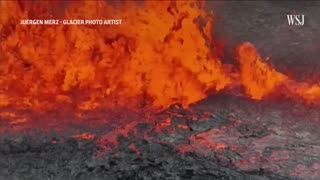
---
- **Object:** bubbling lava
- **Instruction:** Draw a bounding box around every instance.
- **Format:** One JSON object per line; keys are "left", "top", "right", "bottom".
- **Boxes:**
{"left": 0, "top": 0, "right": 319, "bottom": 116}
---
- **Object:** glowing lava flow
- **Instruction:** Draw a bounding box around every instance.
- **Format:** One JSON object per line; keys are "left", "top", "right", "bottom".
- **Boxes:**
{"left": 0, "top": 0, "right": 230, "bottom": 112}
{"left": 237, "top": 42, "right": 320, "bottom": 105}
{"left": 0, "top": 0, "right": 320, "bottom": 119}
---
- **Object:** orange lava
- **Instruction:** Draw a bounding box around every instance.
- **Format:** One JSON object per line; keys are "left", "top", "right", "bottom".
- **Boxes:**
{"left": 0, "top": 0, "right": 320, "bottom": 119}
{"left": 71, "top": 132, "right": 95, "bottom": 140}
{"left": 9, "top": 118, "right": 27, "bottom": 125}
{"left": 237, "top": 42, "right": 320, "bottom": 104}
{"left": 237, "top": 42, "right": 288, "bottom": 100}
{"left": 0, "top": 0, "right": 230, "bottom": 112}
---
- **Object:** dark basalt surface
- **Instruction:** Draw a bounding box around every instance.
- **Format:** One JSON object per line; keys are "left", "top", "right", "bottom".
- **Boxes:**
{"left": 0, "top": 135, "right": 286, "bottom": 180}
{"left": 1, "top": 94, "right": 319, "bottom": 180}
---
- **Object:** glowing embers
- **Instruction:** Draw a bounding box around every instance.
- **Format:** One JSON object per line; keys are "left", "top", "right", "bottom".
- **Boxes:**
{"left": 72, "top": 132, "right": 95, "bottom": 140}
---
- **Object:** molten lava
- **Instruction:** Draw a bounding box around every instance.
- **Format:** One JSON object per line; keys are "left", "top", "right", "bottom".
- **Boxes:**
{"left": 237, "top": 42, "right": 320, "bottom": 105}
{"left": 237, "top": 43, "right": 288, "bottom": 100}
{"left": 0, "top": 0, "right": 230, "bottom": 112}
{"left": 0, "top": 0, "right": 320, "bottom": 120}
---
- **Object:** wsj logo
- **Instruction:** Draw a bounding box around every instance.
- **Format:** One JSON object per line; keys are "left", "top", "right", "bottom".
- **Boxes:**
{"left": 287, "top": 14, "right": 304, "bottom": 26}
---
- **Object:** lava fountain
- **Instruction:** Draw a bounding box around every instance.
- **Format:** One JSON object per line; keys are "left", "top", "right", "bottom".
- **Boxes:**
{"left": 0, "top": 0, "right": 319, "bottom": 131}
{"left": 1, "top": 1, "right": 320, "bottom": 179}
